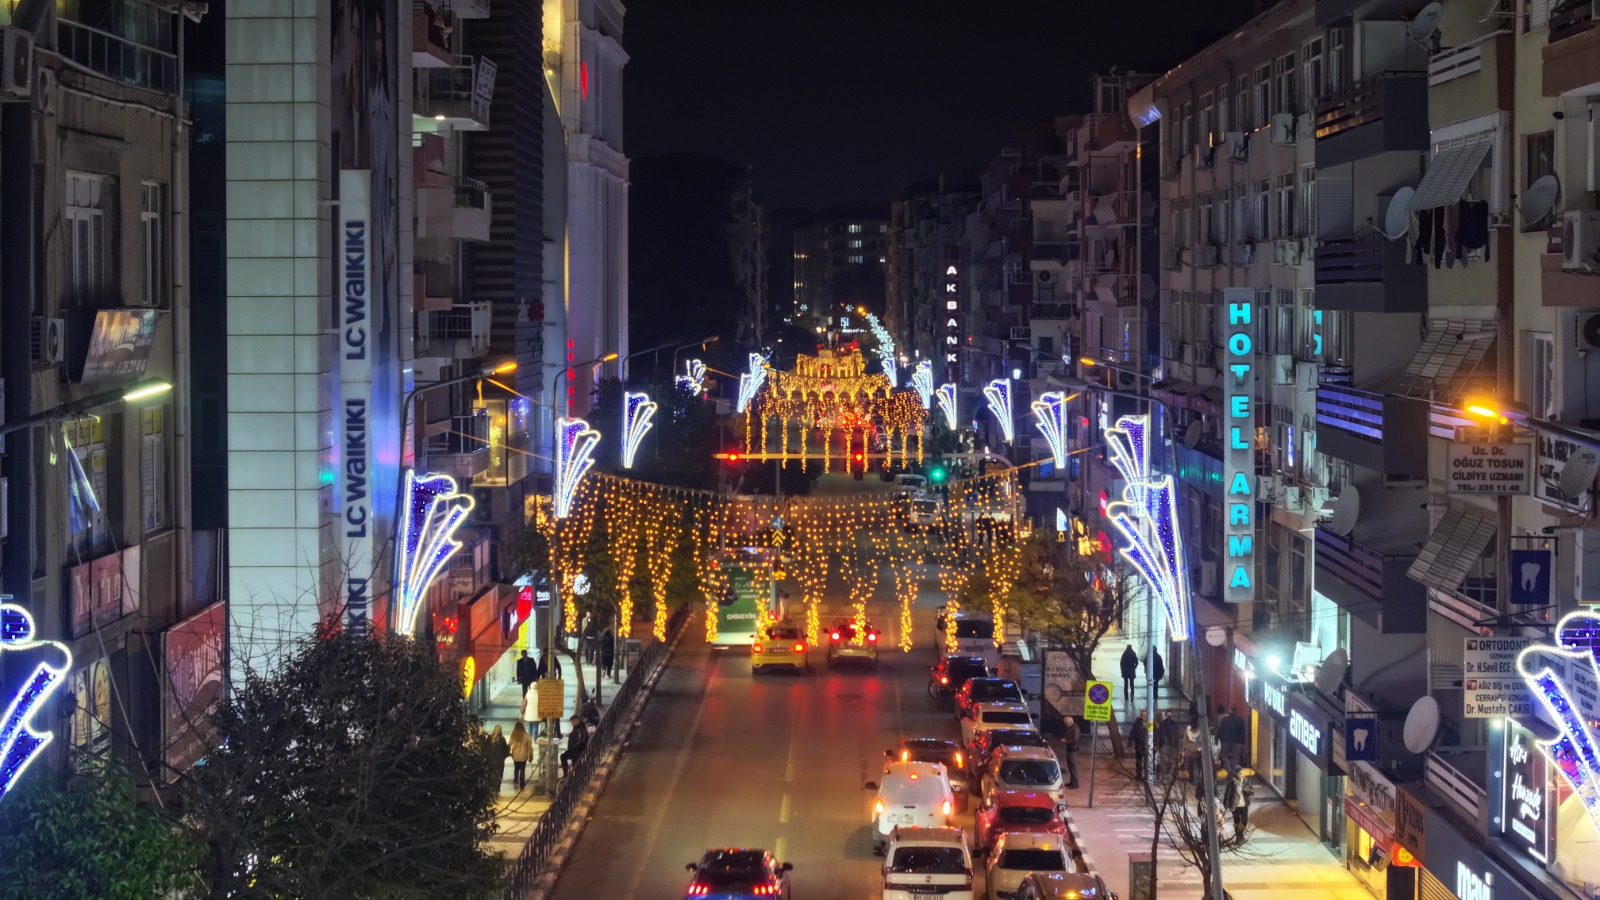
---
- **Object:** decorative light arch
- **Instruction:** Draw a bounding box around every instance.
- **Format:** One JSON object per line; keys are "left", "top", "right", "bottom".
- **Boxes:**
{"left": 677, "top": 359, "right": 707, "bottom": 397}
{"left": 1103, "top": 414, "right": 1191, "bottom": 642}
{"left": 936, "top": 384, "right": 958, "bottom": 432}
{"left": 911, "top": 360, "right": 934, "bottom": 410}
{"left": 1519, "top": 612, "right": 1600, "bottom": 836}
{"left": 0, "top": 604, "right": 71, "bottom": 801}
{"left": 1031, "top": 391, "right": 1074, "bottom": 467}
{"left": 983, "top": 378, "right": 1014, "bottom": 444}
{"left": 554, "top": 417, "right": 600, "bottom": 519}
{"left": 865, "top": 313, "right": 898, "bottom": 387}
{"left": 395, "top": 470, "right": 476, "bottom": 636}
{"left": 621, "top": 391, "right": 658, "bottom": 469}
{"left": 736, "top": 352, "right": 769, "bottom": 413}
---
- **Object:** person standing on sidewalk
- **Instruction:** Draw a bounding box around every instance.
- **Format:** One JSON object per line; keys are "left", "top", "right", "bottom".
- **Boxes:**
{"left": 1144, "top": 649, "right": 1165, "bottom": 697}
{"left": 1129, "top": 709, "right": 1150, "bottom": 780}
{"left": 560, "top": 714, "right": 590, "bottom": 777}
{"left": 515, "top": 650, "right": 537, "bottom": 697}
{"left": 1225, "top": 771, "right": 1252, "bottom": 837}
{"left": 1155, "top": 711, "right": 1180, "bottom": 766}
{"left": 1120, "top": 645, "right": 1139, "bottom": 701}
{"left": 541, "top": 647, "right": 563, "bottom": 679}
{"left": 1217, "top": 706, "right": 1247, "bottom": 773}
{"left": 508, "top": 722, "right": 534, "bottom": 791}
{"left": 600, "top": 629, "right": 616, "bottom": 682}
{"left": 489, "top": 724, "right": 509, "bottom": 788}
{"left": 1061, "top": 715, "right": 1082, "bottom": 789}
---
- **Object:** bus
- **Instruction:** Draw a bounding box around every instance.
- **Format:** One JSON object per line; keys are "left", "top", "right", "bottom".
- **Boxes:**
{"left": 711, "top": 548, "right": 780, "bottom": 647}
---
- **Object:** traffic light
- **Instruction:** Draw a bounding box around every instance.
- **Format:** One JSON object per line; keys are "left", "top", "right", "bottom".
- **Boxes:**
{"left": 727, "top": 451, "right": 741, "bottom": 463}
{"left": 852, "top": 450, "right": 866, "bottom": 481}
{"left": 928, "top": 463, "right": 947, "bottom": 484}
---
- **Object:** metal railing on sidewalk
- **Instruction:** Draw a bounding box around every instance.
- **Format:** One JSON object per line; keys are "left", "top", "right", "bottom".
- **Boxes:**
{"left": 504, "top": 605, "right": 689, "bottom": 897}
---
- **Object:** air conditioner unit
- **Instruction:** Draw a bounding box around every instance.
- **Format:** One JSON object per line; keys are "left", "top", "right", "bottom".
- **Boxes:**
{"left": 1161, "top": 339, "right": 1178, "bottom": 358}
{"left": 1562, "top": 210, "right": 1600, "bottom": 271}
{"left": 1010, "top": 326, "right": 1031, "bottom": 341}
{"left": 30, "top": 317, "right": 63, "bottom": 365}
{"left": 1194, "top": 144, "right": 1216, "bottom": 171}
{"left": 1282, "top": 239, "right": 1303, "bottom": 266}
{"left": 1227, "top": 131, "right": 1250, "bottom": 162}
{"left": 1295, "top": 361, "right": 1319, "bottom": 391}
{"left": 1036, "top": 269, "right": 1055, "bottom": 283}
{"left": 1233, "top": 243, "right": 1255, "bottom": 266}
{"left": 1197, "top": 245, "right": 1222, "bottom": 268}
{"left": 1161, "top": 246, "right": 1181, "bottom": 270}
{"left": 1257, "top": 473, "right": 1283, "bottom": 502}
{"left": 31, "top": 66, "right": 53, "bottom": 115}
{"left": 1282, "top": 486, "right": 1305, "bottom": 513}
{"left": 0, "top": 28, "right": 32, "bottom": 99}
{"left": 1270, "top": 113, "right": 1297, "bottom": 146}
{"left": 1273, "top": 354, "right": 1295, "bottom": 386}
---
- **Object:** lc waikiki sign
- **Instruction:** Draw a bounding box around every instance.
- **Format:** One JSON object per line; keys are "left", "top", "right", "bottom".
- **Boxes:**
{"left": 339, "top": 170, "right": 374, "bottom": 632}
{"left": 942, "top": 246, "right": 961, "bottom": 384}
{"left": 1222, "top": 288, "right": 1256, "bottom": 603}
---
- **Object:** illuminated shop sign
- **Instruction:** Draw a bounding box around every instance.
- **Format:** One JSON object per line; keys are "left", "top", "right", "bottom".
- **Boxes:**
{"left": 1221, "top": 287, "right": 1255, "bottom": 604}
{"left": 1500, "top": 722, "right": 1550, "bottom": 863}
{"left": 1261, "top": 678, "right": 1287, "bottom": 719}
{"left": 1284, "top": 690, "right": 1338, "bottom": 772}
{"left": 1289, "top": 708, "right": 1322, "bottom": 757}
{"left": 1457, "top": 863, "right": 1493, "bottom": 900}
{"left": 943, "top": 246, "right": 961, "bottom": 384}
{"left": 339, "top": 169, "right": 373, "bottom": 633}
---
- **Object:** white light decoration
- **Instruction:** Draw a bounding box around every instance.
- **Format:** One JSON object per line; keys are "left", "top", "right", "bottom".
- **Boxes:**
{"left": 936, "top": 383, "right": 958, "bottom": 431}
{"left": 554, "top": 417, "right": 600, "bottom": 519}
{"left": 1103, "top": 415, "right": 1192, "bottom": 642}
{"left": 620, "top": 391, "right": 658, "bottom": 469}
{"left": 983, "top": 377, "right": 1014, "bottom": 444}
{"left": 1031, "top": 391, "right": 1070, "bottom": 467}
{"left": 865, "top": 313, "right": 898, "bottom": 387}
{"left": 676, "top": 358, "right": 707, "bottom": 397}
{"left": 736, "top": 352, "right": 768, "bottom": 413}
{"left": 911, "top": 360, "right": 934, "bottom": 410}
{"left": 0, "top": 603, "right": 71, "bottom": 802}
{"left": 394, "top": 470, "right": 475, "bottom": 636}
{"left": 1518, "top": 613, "right": 1600, "bottom": 837}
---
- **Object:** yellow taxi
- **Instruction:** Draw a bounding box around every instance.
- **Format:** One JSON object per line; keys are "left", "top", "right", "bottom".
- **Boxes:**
{"left": 752, "top": 623, "right": 809, "bottom": 674}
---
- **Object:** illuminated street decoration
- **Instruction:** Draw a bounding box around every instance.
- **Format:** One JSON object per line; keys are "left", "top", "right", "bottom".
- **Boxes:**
{"left": 620, "top": 391, "right": 658, "bottom": 469}
{"left": 394, "top": 470, "right": 475, "bottom": 636}
{"left": 1519, "top": 613, "right": 1600, "bottom": 836}
{"left": 911, "top": 360, "right": 934, "bottom": 410}
{"left": 554, "top": 417, "right": 600, "bottom": 519}
{"left": 677, "top": 359, "right": 707, "bottom": 397}
{"left": 983, "top": 378, "right": 1014, "bottom": 444}
{"left": 1031, "top": 391, "right": 1071, "bottom": 467}
{"left": 865, "top": 313, "right": 897, "bottom": 387}
{"left": 1103, "top": 415, "right": 1191, "bottom": 642}
{"left": 936, "top": 384, "right": 958, "bottom": 431}
{"left": 0, "top": 603, "right": 71, "bottom": 801}
{"left": 941, "top": 253, "right": 961, "bottom": 383}
{"left": 1221, "top": 287, "right": 1256, "bottom": 604}
{"left": 736, "top": 352, "right": 768, "bottom": 413}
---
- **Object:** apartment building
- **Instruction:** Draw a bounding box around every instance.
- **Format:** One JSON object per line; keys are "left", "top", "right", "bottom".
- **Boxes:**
{"left": 885, "top": 179, "right": 980, "bottom": 381}
{"left": 792, "top": 207, "right": 889, "bottom": 335}
{"left": 0, "top": 0, "right": 212, "bottom": 784}
{"left": 726, "top": 168, "right": 770, "bottom": 348}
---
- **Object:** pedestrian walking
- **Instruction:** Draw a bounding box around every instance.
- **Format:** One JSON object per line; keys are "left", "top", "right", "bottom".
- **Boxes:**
{"left": 1145, "top": 649, "right": 1165, "bottom": 696}
{"left": 541, "top": 648, "right": 563, "bottom": 679}
{"left": 1217, "top": 706, "right": 1247, "bottom": 773}
{"left": 489, "top": 724, "right": 510, "bottom": 787}
{"left": 1061, "top": 715, "right": 1082, "bottom": 789}
{"left": 560, "top": 714, "right": 590, "bottom": 777}
{"left": 1129, "top": 709, "right": 1151, "bottom": 780}
{"left": 515, "top": 650, "right": 537, "bottom": 697}
{"left": 508, "top": 721, "right": 534, "bottom": 791}
{"left": 1225, "top": 771, "right": 1252, "bottom": 837}
{"left": 1120, "top": 645, "right": 1139, "bottom": 701}
{"left": 1155, "top": 711, "right": 1180, "bottom": 764}
{"left": 600, "top": 629, "right": 616, "bottom": 681}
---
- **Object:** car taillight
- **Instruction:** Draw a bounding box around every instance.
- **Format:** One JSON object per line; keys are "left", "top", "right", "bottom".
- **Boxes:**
{"left": 831, "top": 631, "right": 841, "bottom": 641}
{"left": 752, "top": 644, "right": 764, "bottom": 653}
{"left": 874, "top": 800, "right": 884, "bottom": 815}
{"left": 901, "top": 750, "right": 911, "bottom": 761}
{"left": 942, "top": 799, "right": 953, "bottom": 816}
{"left": 793, "top": 642, "right": 805, "bottom": 653}
{"left": 753, "top": 883, "right": 781, "bottom": 896}
{"left": 940, "top": 675, "right": 949, "bottom": 684}
{"left": 687, "top": 882, "right": 710, "bottom": 896}
{"left": 867, "top": 632, "right": 878, "bottom": 643}
{"left": 954, "top": 752, "right": 964, "bottom": 768}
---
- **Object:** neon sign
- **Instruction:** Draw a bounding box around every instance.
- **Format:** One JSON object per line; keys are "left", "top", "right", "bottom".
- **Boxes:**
{"left": 1221, "top": 287, "right": 1256, "bottom": 604}
{"left": 1103, "top": 414, "right": 1192, "bottom": 641}
{"left": 911, "top": 360, "right": 934, "bottom": 410}
{"left": 0, "top": 603, "right": 71, "bottom": 801}
{"left": 394, "top": 470, "right": 475, "bottom": 636}
{"left": 942, "top": 249, "right": 961, "bottom": 383}
{"left": 553, "top": 417, "right": 600, "bottom": 519}
{"left": 676, "top": 358, "right": 707, "bottom": 397}
{"left": 936, "top": 383, "right": 958, "bottom": 432}
{"left": 620, "top": 391, "right": 657, "bottom": 469}
{"left": 736, "top": 352, "right": 767, "bottom": 413}
{"left": 1031, "top": 391, "right": 1071, "bottom": 467}
{"left": 1517, "top": 611, "right": 1600, "bottom": 841}
{"left": 983, "top": 378, "right": 1014, "bottom": 444}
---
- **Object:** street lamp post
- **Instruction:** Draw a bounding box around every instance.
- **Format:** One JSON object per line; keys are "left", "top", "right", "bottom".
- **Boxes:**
{"left": 670, "top": 336, "right": 720, "bottom": 385}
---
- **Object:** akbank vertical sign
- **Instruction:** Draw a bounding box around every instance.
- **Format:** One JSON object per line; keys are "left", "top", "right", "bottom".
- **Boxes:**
{"left": 1222, "top": 287, "right": 1255, "bottom": 603}
{"left": 943, "top": 245, "right": 961, "bottom": 384}
{"left": 339, "top": 169, "right": 373, "bottom": 632}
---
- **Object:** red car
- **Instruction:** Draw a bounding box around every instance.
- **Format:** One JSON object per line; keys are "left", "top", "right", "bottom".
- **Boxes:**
{"left": 974, "top": 790, "right": 1069, "bottom": 853}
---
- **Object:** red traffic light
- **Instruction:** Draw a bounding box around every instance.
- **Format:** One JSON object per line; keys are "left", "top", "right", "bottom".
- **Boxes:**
{"left": 728, "top": 452, "right": 741, "bottom": 463}
{"left": 853, "top": 452, "right": 864, "bottom": 462}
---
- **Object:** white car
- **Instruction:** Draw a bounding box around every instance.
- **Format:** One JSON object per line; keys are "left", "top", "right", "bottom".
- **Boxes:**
{"left": 980, "top": 746, "right": 1066, "bottom": 806}
{"left": 984, "top": 832, "right": 1074, "bottom": 900}
{"left": 961, "top": 702, "right": 1035, "bottom": 750}
{"left": 882, "top": 826, "right": 976, "bottom": 900}
{"left": 873, "top": 761, "right": 957, "bottom": 854}
{"left": 892, "top": 474, "right": 929, "bottom": 497}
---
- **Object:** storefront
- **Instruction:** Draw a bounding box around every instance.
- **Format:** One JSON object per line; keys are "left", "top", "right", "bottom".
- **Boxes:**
{"left": 1486, "top": 720, "right": 1599, "bottom": 900}
{"left": 1253, "top": 672, "right": 1291, "bottom": 796}
{"left": 1345, "top": 760, "right": 1418, "bottom": 899}
{"left": 1283, "top": 688, "right": 1346, "bottom": 850}
{"left": 1416, "top": 792, "right": 1543, "bottom": 900}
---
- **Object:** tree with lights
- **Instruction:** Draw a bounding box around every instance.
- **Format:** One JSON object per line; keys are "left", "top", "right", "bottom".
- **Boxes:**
{"left": 1006, "top": 531, "right": 1131, "bottom": 682}
{"left": 0, "top": 767, "right": 202, "bottom": 899}
{"left": 182, "top": 629, "right": 504, "bottom": 900}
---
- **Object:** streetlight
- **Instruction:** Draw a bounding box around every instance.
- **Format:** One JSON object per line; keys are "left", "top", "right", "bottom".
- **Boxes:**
{"left": 0, "top": 378, "right": 173, "bottom": 439}
{"left": 553, "top": 352, "right": 619, "bottom": 413}
{"left": 1465, "top": 399, "right": 1600, "bottom": 454}
{"left": 670, "top": 336, "right": 720, "bottom": 383}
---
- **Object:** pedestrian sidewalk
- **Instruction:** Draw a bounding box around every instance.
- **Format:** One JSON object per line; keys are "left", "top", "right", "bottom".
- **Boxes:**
{"left": 1060, "top": 726, "right": 1373, "bottom": 900}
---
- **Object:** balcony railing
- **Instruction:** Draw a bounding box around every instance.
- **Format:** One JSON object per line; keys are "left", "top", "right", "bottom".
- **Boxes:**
{"left": 1315, "top": 527, "right": 1415, "bottom": 601}
{"left": 1315, "top": 236, "right": 1387, "bottom": 284}
{"left": 1315, "top": 383, "right": 1384, "bottom": 441}
{"left": 426, "top": 411, "right": 491, "bottom": 484}
{"left": 414, "top": 56, "right": 494, "bottom": 128}
{"left": 415, "top": 301, "right": 491, "bottom": 358}
{"left": 1314, "top": 235, "right": 1426, "bottom": 312}
{"left": 58, "top": 18, "right": 179, "bottom": 94}
{"left": 1550, "top": 0, "right": 1596, "bottom": 43}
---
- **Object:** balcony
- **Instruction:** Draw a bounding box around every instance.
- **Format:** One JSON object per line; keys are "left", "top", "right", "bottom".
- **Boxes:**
{"left": 414, "top": 57, "right": 495, "bottom": 131}
{"left": 1313, "top": 236, "right": 1426, "bottom": 313}
{"left": 1031, "top": 242, "right": 1078, "bottom": 264}
{"left": 412, "top": 2, "right": 454, "bottom": 68}
{"left": 1313, "top": 74, "right": 1428, "bottom": 169}
{"left": 426, "top": 411, "right": 491, "bottom": 483}
{"left": 413, "top": 259, "right": 454, "bottom": 312}
{"left": 1541, "top": 221, "right": 1600, "bottom": 305}
{"left": 1087, "top": 191, "right": 1139, "bottom": 228}
{"left": 417, "top": 177, "right": 492, "bottom": 242}
{"left": 413, "top": 133, "right": 451, "bottom": 188}
{"left": 1314, "top": 384, "right": 1429, "bottom": 475}
{"left": 415, "top": 301, "right": 491, "bottom": 360}
{"left": 57, "top": 17, "right": 178, "bottom": 94}
{"left": 1544, "top": 0, "right": 1600, "bottom": 96}
{"left": 1314, "top": 526, "right": 1423, "bottom": 633}
{"left": 1076, "top": 113, "right": 1137, "bottom": 155}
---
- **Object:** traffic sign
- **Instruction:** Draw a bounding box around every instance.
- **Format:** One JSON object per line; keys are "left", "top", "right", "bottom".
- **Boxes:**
{"left": 1084, "top": 679, "right": 1113, "bottom": 722}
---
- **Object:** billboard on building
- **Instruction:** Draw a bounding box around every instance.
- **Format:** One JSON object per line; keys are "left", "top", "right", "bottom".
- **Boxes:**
{"left": 78, "top": 308, "right": 162, "bottom": 383}
{"left": 162, "top": 602, "right": 225, "bottom": 778}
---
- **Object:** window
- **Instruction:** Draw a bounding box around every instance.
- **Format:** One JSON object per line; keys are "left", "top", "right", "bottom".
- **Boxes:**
{"left": 1525, "top": 0, "right": 1553, "bottom": 31}
{"left": 1176, "top": 102, "right": 1193, "bottom": 151}
{"left": 847, "top": 224, "right": 862, "bottom": 234}
{"left": 1274, "top": 54, "right": 1298, "bottom": 117}
{"left": 1253, "top": 66, "right": 1272, "bottom": 127}
{"left": 1215, "top": 188, "right": 1232, "bottom": 246}
{"left": 1252, "top": 179, "right": 1270, "bottom": 242}
{"left": 1235, "top": 75, "right": 1254, "bottom": 132}
{"left": 142, "top": 406, "right": 168, "bottom": 532}
{"left": 847, "top": 254, "right": 863, "bottom": 264}
{"left": 1301, "top": 38, "right": 1325, "bottom": 111}
{"left": 64, "top": 414, "right": 110, "bottom": 556}
{"left": 1526, "top": 332, "right": 1556, "bottom": 419}
{"left": 1523, "top": 131, "right": 1556, "bottom": 229}
{"left": 1199, "top": 92, "right": 1217, "bottom": 144}
{"left": 848, "top": 239, "right": 863, "bottom": 249}
{"left": 1327, "top": 29, "right": 1351, "bottom": 93}
{"left": 141, "top": 182, "right": 165, "bottom": 306}
{"left": 66, "top": 172, "right": 116, "bottom": 302}
{"left": 1321, "top": 309, "right": 1352, "bottom": 365}
{"left": 878, "top": 224, "right": 887, "bottom": 232}
{"left": 1255, "top": 291, "right": 1272, "bottom": 351}
{"left": 1198, "top": 193, "right": 1214, "bottom": 246}
{"left": 1274, "top": 304, "right": 1294, "bottom": 356}
{"left": 1298, "top": 166, "right": 1317, "bottom": 237}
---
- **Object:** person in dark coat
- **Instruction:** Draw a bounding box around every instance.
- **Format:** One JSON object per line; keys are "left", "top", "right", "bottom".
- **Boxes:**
{"left": 600, "top": 629, "right": 616, "bottom": 681}
{"left": 1145, "top": 649, "right": 1165, "bottom": 696}
{"left": 1061, "top": 716, "right": 1082, "bottom": 789}
{"left": 1155, "top": 711, "right": 1180, "bottom": 762}
{"left": 541, "top": 648, "right": 563, "bottom": 679}
{"left": 560, "top": 715, "right": 589, "bottom": 777}
{"left": 1217, "top": 706, "right": 1247, "bottom": 772}
{"left": 1120, "top": 645, "right": 1139, "bottom": 701}
{"left": 515, "top": 650, "right": 537, "bottom": 697}
{"left": 1129, "top": 709, "right": 1151, "bottom": 780}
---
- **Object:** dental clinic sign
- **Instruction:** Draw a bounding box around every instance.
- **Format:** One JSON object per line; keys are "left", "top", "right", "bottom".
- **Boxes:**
{"left": 1222, "top": 288, "right": 1256, "bottom": 604}
{"left": 339, "top": 170, "right": 373, "bottom": 632}
{"left": 943, "top": 246, "right": 961, "bottom": 384}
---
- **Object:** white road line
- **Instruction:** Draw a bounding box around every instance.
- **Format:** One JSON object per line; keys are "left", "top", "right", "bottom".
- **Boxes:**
{"left": 775, "top": 836, "right": 787, "bottom": 862}
{"left": 622, "top": 656, "right": 715, "bottom": 898}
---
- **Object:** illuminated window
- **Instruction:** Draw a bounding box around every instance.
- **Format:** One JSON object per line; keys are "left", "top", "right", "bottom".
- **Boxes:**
{"left": 63, "top": 414, "right": 110, "bottom": 555}
{"left": 66, "top": 172, "right": 115, "bottom": 303}
{"left": 849, "top": 239, "right": 862, "bottom": 248}
{"left": 141, "top": 182, "right": 166, "bottom": 307}
{"left": 848, "top": 255, "right": 863, "bottom": 264}
{"left": 848, "top": 224, "right": 862, "bottom": 234}
{"left": 142, "top": 406, "right": 168, "bottom": 533}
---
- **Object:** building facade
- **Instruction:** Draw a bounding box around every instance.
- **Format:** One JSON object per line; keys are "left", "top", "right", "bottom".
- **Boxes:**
{"left": 792, "top": 207, "right": 889, "bottom": 336}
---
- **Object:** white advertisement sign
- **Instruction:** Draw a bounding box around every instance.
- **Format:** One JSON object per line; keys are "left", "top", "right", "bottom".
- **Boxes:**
{"left": 339, "top": 169, "right": 373, "bottom": 632}
{"left": 1447, "top": 442, "right": 1532, "bottom": 495}
{"left": 1043, "top": 650, "right": 1082, "bottom": 717}
{"left": 1535, "top": 433, "right": 1599, "bottom": 513}
{"left": 1463, "top": 637, "right": 1533, "bottom": 718}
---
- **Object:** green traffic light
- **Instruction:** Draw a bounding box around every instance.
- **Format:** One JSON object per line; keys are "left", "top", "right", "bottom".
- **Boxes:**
{"left": 929, "top": 465, "right": 947, "bottom": 483}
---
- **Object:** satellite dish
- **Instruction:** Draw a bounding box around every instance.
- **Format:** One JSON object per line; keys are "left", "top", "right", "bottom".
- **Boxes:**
{"left": 1520, "top": 175, "right": 1561, "bottom": 225}
{"left": 1558, "top": 447, "right": 1600, "bottom": 498}
{"left": 1326, "top": 487, "right": 1362, "bottom": 536}
{"left": 1206, "top": 626, "right": 1227, "bottom": 648}
{"left": 1182, "top": 420, "right": 1203, "bottom": 450}
{"left": 1381, "top": 188, "right": 1416, "bottom": 240}
{"left": 1408, "top": 2, "right": 1443, "bottom": 43}
{"left": 1404, "top": 696, "right": 1441, "bottom": 754}
{"left": 1315, "top": 648, "right": 1349, "bottom": 694}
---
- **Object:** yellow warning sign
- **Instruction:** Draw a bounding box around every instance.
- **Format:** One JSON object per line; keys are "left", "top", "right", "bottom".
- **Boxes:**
{"left": 535, "top": 678, "right": 565, "bottom": 719}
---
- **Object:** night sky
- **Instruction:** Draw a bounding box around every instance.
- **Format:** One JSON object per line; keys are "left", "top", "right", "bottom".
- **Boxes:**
{"left": 624, "top": 0, "right": 1262, "bottom": 210}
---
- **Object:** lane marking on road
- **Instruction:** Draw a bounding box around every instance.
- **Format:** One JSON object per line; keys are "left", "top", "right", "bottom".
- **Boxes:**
{"left": 775, "top": 836, "right": 786, "bottom": 863}
{"left": 785, "top": 725, "right": 799, "bottom": 782}
{"left": 779, "top": 794, "right": 792, "bottom": 824}
{"left": 622, "top": 652, "right": 717, "bottom": 899}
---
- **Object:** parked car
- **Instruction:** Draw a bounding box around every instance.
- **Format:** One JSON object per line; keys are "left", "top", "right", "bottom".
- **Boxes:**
{"left": 1000, "top": 871, "right": 1116, "bottom": 900}
{"left": 881, "top": 826, "right": 976, "bottom": 900}
{"left": 873, "top": 761, "right": 957, "bottom": 855}
{"left": 974, "top": 790, "right": 1069, "bottom": 853}
{"left": 886, "top": 738, "right": 970, "bottom": 811}
{"left": 960, "top": 701, "right": 1036, "bottom": 750}
{"left": 979, "top": 746, "right": 1065, "bottom": 806}
{"left": 931, "top": 656, "right": 992, "bottom": 704}
{"left": 983, "top": 832, "right": 1073, "bottom": 900}
{"left": 968, "top": 727, "right": 1050, "bottom": 778}
{"left": 955, "top": 677, "right": 1026, "bottom": 718}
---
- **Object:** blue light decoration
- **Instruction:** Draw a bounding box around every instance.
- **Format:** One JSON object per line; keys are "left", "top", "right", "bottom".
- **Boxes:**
{"left": 1220, "top": 287, "right": 1257, "bottom": 604}
{"left": 1519, "top": 612, "right": 1600, "bottom": 836}
{"left": 394, "top": 470, "right": 475, "bottom": 636}
{"left": 936, "top": 383, "right": 958, "bottom": 432}
{"left": 0, "top": 603, "right": 71, "bottom": 802}
{"left": 865, "top": 313, "right": 898, "bottom": 387}
{"left": 620, "top": 391, "right": 658, "bottom": 469}
{"left": 1103, "top": 414, "right": 1192, "bottom": 642}
{"left": 983, "top": 377, "right": 1014, "bottom": 444}
{"left": 911, "top": 360, "right": 934, "bottom": 410}
{"left": 677, "top": 358, "right": 707, "bottom": 397}
{"left": 1031, "top": 391, "right": 1071, "bottom": 467}
{"left": 736, "top": 352, "right": 768, "bottom": 413}
{"left": 554, "top": 417, "right": 600, "bottom": 519}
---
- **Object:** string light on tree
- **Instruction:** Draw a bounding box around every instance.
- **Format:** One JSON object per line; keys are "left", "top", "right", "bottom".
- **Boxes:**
{"left": 394, "top": 470, "right": 476, "bottom": 636}
{"left": 620, "top": 391, "right": 658, "bottom": 469}
{"left": 1031, "top": 391, "right": 1074, "bottom": 467}
{"left": 553, "top": 417, "right": 601, "bottom": 518}
{"left": 983, "top": 378, "right": 1014, "bottom": 444}
{"left": 936, "top": 383, "right": 958, "bottom": 432}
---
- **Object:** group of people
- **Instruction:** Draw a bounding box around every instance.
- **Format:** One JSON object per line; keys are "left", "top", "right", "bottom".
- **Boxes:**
{"left": 487, "top": 715, "right": 592, "bottom": 793}
{"left": 1126, "top": 703, "right": 1256, "bottom": 839}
